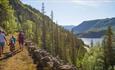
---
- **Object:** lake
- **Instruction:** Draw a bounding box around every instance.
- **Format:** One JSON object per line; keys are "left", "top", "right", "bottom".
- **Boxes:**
{"left": 81, "top": 38, "right": 103, "bottom": 47}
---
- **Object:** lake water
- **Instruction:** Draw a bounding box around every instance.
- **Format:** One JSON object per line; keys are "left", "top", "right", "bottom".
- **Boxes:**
{"left": 81, "top": 38, "right": 103, "bottom": 47}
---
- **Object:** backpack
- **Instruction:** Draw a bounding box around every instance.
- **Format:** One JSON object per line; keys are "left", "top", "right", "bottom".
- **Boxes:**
{"left": 10, "top": 38, "right": 15, "bottom": 44}
{"left": 13, "top": 37, "right": 16, "bottom": 44}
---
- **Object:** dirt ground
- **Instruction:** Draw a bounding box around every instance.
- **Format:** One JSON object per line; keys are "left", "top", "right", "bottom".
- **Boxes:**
{"left": 0, "top": 33, "right": 36, "bottom": 70}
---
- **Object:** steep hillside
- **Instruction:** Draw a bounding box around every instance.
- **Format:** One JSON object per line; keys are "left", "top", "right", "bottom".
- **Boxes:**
{"left": 73, "top": 18, "right": 115, "bottom": 33}
{"left": 0, "top": 0, "right": 18, "bottom": 34}
{"left": 73, "top": 20, "right": 99, "bottom": 33}
{"left": 73, "top": 17, "right": 115, "bottom": 37}
{"left": 9, "top": 0, "right": 43, "bottom": 25}
{"left": 0, "top": 0, "right": 87, "bottom": 67}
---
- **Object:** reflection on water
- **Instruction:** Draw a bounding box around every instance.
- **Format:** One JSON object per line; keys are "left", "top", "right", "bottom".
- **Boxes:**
{"left": 81, "top": 38, "right": 103, "bottom": 47}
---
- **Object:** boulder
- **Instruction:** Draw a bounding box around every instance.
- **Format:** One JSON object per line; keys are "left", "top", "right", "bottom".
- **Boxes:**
{"left": 58, "top": 65, "right": 77, "bottom": 70}
{"left": 25, "top": 40, "right": 32, "bottom": 47}
{"left": 32, "top": 49, "right": 42, "bottom": 64}
{"left": 28, "top": 45, "right": 37, "bottom": 55}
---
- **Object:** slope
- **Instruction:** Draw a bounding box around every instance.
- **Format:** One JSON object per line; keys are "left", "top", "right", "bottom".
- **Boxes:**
{"left": 73, "top": 17, "right": 115, "bottom": 33}
{"left": 0, "top": 0, "right": 87, "bottom": 67}
{"left": 73, "top": 17, "right": 115, "bottom": 38}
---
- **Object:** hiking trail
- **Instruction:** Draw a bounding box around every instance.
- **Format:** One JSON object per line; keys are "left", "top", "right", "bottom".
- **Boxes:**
{"left": 0, "top": 33, "right": 36, "bottom": 70}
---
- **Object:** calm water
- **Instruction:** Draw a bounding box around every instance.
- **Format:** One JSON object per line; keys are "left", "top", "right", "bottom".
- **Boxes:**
{"left": 81, "top": 38, "right": 103, "bottom": 47}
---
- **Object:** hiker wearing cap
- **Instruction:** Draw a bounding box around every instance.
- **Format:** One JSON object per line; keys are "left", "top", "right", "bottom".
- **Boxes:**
{"left": 0, "top": 30, "right": 7, "bottom": 57}
{"left": 18, "top": 31, "right": 25, "bottom": 50}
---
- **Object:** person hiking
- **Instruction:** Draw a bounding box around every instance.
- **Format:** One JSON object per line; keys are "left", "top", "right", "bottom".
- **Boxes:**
{"left": 1, "top": 31, "right": 6, "bottom": 53}
{"left": 0, "top": 30, "right": 7, "bottom": 57}
{"left": 18, "top": 31, "right": 24, "bottom": 51}
{"left": 9, "top": 35, "right": 16, "bottom": 54}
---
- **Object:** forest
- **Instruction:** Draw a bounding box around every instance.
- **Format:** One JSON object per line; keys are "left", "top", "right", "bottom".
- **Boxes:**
{"left": 0, "top": 0, "right": 115, "bottom": 70}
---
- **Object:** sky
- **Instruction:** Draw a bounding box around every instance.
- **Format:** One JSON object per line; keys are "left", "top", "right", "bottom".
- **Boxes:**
{"left": 21, "top": 0, "right": 115, "bottom": 26}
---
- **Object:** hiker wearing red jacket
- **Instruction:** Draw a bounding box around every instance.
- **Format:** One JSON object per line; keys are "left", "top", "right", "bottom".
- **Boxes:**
{"left": 18, "top": 31, "right": 25, "bottom": 50}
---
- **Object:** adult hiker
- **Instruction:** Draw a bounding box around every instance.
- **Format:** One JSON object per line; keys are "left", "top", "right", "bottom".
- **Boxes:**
{"left": 0, "top": 30, "right": 7, "bottom": 57}
{"left": 9, "top": 35, "right": 16, "bottom": 54}
{"left": 18, "top": 31, "right": 25, "bottom": 50}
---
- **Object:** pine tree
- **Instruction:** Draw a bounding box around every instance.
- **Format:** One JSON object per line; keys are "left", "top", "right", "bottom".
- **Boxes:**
{"left": 50, "top": 10, "right": 54, "bottom": 55}
{"left": 91, "top": 40, "right": 93, "bottom": 47}
{"left": 71, "top": 29, "right": 76, "bottom": 65}
{"left": 55, "top": 22, "right": 59, "bottom": 56}
{"left": 104, "top": 26, "right": 113, "bottom": 70}
{"left": 41, "top": 3, "right": 46, "bottom": 50}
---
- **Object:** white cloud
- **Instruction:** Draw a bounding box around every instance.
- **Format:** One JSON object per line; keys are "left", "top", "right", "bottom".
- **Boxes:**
{"left": 71, "top": 0, "right": 115, "bottom": 7}
{"left": 21, "top": 0, "right": 115, "bottom": 5}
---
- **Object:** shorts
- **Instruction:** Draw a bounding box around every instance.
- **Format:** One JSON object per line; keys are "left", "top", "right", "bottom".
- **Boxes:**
{"left": 0, "top": 42, "right": 5, "bottom": 47}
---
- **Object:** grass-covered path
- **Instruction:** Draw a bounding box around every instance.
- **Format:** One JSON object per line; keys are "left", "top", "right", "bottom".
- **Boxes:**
{"left": 0, "top": 33, "right": 36, "bottom": 70}
{"left": 0, "top": 48, "right": 36, "bottom": 70}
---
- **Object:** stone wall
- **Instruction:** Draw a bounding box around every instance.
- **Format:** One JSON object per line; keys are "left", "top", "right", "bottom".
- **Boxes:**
{"left": 25, "top": 41, "right": 77, "bottom": 70}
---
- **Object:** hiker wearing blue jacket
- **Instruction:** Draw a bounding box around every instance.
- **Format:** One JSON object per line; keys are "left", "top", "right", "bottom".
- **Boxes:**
{"left": 0, "top": 30, "right": 7, "bottom": 57}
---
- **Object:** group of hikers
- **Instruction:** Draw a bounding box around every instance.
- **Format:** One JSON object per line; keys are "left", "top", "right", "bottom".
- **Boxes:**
{"left": 0, "top": 30, "right": 25, "bottom": 57}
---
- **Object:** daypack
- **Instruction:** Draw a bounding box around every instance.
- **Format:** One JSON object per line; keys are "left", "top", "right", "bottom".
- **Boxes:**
{"left": 10, "top": 38, "right": 15, "bottom": 45}
{"left": 9, "top": 37, "right": 16, "bottom": 52}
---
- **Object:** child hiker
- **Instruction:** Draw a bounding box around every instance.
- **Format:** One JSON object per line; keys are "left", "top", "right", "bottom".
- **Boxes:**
{"left": 9, "top": 35, "right": 16, "bottom": 54}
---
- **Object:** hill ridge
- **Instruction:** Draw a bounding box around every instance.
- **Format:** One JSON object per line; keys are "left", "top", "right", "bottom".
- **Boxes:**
{"left": 72, "top": 17, "right": 115, "bottom": 37}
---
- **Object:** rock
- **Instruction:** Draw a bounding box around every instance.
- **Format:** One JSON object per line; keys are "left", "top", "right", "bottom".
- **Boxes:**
{"left": 39, "top": 50, "right": 50, "bottom": 57}
{"left": 52, "top": 57, "right": 62, "bottom": 69}
{"left": 58, "top": 65, "right": 77, "bottom": 70}
{"left": 27, "top": 44, "right": 77, "bottom": 70}
{"left": 25, "top": 40, "right": 32, "bottom": 47}
{"left": 41, "top": 56, "right": 52, "bottom": 62}
{"left": 32, "top": 49, "right": 42, "bottom": 64}
{"left": 47, "top": 61, "right": 54, "bottom": 68}
{"left": 28, "top": 46, "right": 36, "bottom": 53}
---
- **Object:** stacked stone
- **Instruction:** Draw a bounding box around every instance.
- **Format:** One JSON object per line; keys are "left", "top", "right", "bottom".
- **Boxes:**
{"left": 25, "top": 41, "right": 77, "bottom": 70}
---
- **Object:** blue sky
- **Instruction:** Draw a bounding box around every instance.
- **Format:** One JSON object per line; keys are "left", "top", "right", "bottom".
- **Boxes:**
{"left": 21, "top": 0, "right": 115, "bottom": 26}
